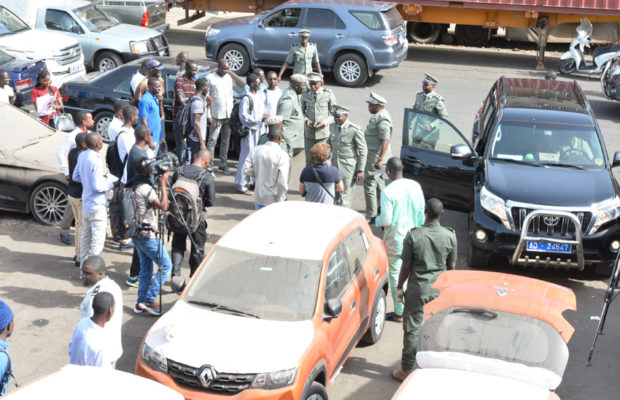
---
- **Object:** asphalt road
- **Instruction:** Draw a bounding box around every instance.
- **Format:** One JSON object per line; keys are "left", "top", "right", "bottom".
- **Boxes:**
{"left": 0, "top": 8, "right": 619, "bottom": 399}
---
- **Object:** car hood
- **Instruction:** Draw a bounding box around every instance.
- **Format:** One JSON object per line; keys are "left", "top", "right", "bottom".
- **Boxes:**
{"left": 0, "top": 30, "right": 79, "bottom": 59}
{"left": 485, "top": 160, "right": 616, "bottom": 206}
{"left": 212, "top": 15, "right": 256, "bottom": 28}
{"left": 101, "top": 24, "right": 162, "bottom": 41}
{"left": 11, "top": 130, "right": 65, "bottom": 172}
{"left": 144, "top": 300, "right": 314, "bottom": 373}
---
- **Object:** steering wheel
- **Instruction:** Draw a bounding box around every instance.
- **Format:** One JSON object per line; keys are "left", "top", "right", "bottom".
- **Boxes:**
{"left": 268, "top": 15, "right": 284, "bottom": 27}
{"left": 560, "top": 148, "right": 590, "bottom": 164}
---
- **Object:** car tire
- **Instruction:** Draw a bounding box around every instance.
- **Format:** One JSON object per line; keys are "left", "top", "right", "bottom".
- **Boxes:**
{"left": 94, "top": 111, "right": 114, "bottom": 143}
{"left": 96, "top": 51, "right": 123, "bottom": 72}
{"left": 219, "top": 44, "right": 251, "bottom": 76}
{"left": 304, "top": 382, "right": 328, "bottom": 400}
{"left": 454, "top": 25, "right": 489, "bottom": 46}
{"left": 334, "top": 53, "right": 368, "bottom": 87}
{"left": 559, "top": 59, "right": 576, "bottom": 75}
{"left": 468, "top": 245, "right": 488, "bottom": 269}
{"left": 407, "top": 22, "right": 442, "bottom": 44}
{"left": 362, "top": 288, "right": 387, "bottom": 344}
{"left": 30, "top": 182, "right": 68, "bottom": 226}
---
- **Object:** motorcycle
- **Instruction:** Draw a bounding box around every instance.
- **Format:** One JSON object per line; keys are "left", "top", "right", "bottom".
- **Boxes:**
{"left": 559, "top": 18, "right": 620, "bottom": 76}
{"left": 601, "top": 58, "right": 620, "bottom": 101}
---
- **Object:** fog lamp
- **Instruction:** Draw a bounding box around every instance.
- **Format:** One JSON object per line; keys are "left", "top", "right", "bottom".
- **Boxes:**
{"left": 475, "top": 229, "right": 487, "bottom": 242}
{"left": 610, "top": 240, "right": 620, "bottom": 252}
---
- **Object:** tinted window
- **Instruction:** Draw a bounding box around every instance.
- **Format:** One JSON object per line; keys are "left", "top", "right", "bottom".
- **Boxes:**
{"left": 45, "top": 9, "right": 80, "bottom": 33}
{"left": 325, "top": 245, "right": 351, "bottom": 301}
{"left": 114, "top": 75, "right": 132, "bottom": 93}
{"left": 262, "top": 8, "right": 301, "bottom": 28}
{"left": 165, "top": 73, "right": 176, "bottom": 99}
{"left": 342, "top": 229, "right": 368, "bottom": 277}
{"left": 349, "top": 10, "right": 384, "bottom": 30}
{"left": 305, "top": 8, "right": 346, "bottom": 29}
{"left": 0, "top": 6, "right": 29, "bottom": 36}
{"left": 405, "top": 109, "right": 469, "bottom": 153}
{"left": 381, "top": 7, "right": 403, "bottom": 30}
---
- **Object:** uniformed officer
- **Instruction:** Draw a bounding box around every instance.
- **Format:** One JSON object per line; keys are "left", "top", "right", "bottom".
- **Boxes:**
{"left": 276, "top": 74, "right": 307, "bottom": 166}
{"left": 258, "top": 115, "right": 288, "bottom": 152}
{"left": 327, "top": 105, "right": 367, "bottom": 208}
{"left": 301, "top": 72, "right": 337, "bottom": 166}
{"left": 278, "top": 29, "right": 321, "bottom": 80}
{"left": 363, "top": 92, "right": 392, "bottom": 224}
{"left": 391, "top": 198, "right": 457, "bottom": 382}
{"left": 412, "top": 73, "right": 448, "bottom": 150}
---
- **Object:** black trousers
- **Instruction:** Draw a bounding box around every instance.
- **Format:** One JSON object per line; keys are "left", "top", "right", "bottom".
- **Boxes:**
{"left": 171, "top": 220, "right": 207, "bottom": 277}
{"left": 129, "top": 248, "right": 141, "bottom": 278}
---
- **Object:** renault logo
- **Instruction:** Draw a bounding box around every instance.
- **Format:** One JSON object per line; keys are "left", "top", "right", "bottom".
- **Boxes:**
{"left": 543, "top": 216, "right": 560, "bottom": 227}
{"left": 199, "top": 365, "right": 217, "bottom": 388}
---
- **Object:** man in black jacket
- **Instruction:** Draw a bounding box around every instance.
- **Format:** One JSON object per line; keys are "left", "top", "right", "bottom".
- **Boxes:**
{"left": 67, "top": 132, "right": 87, "bottom": 267}
{"left": 170, "top": 149, "right": 216, "bottom": 291}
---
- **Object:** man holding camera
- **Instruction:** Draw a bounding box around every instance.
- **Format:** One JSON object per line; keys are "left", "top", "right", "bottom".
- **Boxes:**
{"left": 170, "top": 149, "right": 215, "bottom": 290}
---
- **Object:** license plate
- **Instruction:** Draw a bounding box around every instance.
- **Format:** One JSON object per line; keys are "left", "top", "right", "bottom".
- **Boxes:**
{"left": 69, "top": 64, "right": 82, "bottom": 73}
{"left": 527, "top": 241, "right": 572, "bottom": 253}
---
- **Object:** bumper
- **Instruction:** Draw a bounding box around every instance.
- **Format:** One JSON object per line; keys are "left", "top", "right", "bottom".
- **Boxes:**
{"left": 371, "top": 42, "right": 408, "bottom": 70}
{"left": 205, "top": 38, "right": 219, "bottom": 60}
{"left": 122, "top": 48, "right": 169, "bottom": 62}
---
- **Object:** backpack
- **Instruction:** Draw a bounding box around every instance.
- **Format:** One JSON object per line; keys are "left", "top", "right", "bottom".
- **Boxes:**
{"left": 109, "top": 186, "right": 140, "bottom": 240}
{"left": 229, "top": 95, "right": 253, "bottom": 138}
{"left": 167, "top": 167, "right": 206, "bottom": 234}
{"left": 178, "top": 95, "right": 202, "bottom": 139}
{"left": 106, "top": 130, "right": 129, "bottom": 178}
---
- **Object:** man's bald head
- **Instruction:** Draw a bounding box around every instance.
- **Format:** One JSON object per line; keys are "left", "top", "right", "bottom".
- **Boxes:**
{"left": 386, "top": 157, "right": 404, "bottom": 180}
{"left": 192, "top": 149, "right": 211, "bottom": 166}
{"left": 85, "top": 132, "right": 100, "bottom": 150}
{"left": 425, "top": 198, "right": 444, "bottom": 221}
{"left": 267, "top": 124, "right": 283, "bottom": 142}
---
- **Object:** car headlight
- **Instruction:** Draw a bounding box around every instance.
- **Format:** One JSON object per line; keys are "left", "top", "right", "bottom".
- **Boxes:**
{"left": 480, "top": 186, "right": 511, "bottom": 230}
{"left": 141, "top": 342, "right": 168, "bottom": 372}
{"left": 131, "top": 40, "right": 150, "bottom": 54}
{"left": 589, "top": 197, "right": 620, "bottom": 235}
{"left": 251, "top": 368, "right": 296, "bottom": 390}
{"left": 206, "top": 27, "right": 220, "bottom": 36}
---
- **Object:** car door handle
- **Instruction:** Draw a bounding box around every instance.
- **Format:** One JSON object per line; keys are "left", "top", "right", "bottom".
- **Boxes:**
{"left": 335, "top": 34, "right": 344, "bottom": 39}
{"left": 404, "top": 156, "right": 420, "bottom": 164}
{"left": 288, "top": 32, "right": 297, "bottom": 37}
{"left": 351, "top": 300, "right": 356, "bottom": 310}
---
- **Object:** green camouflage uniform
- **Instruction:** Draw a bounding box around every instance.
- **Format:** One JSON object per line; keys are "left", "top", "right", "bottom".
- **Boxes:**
{"left": 301, "top": 87, "right": 336, "bottom": 166}
{"left": 285, "top": 43, "right": 319, "bottom": 75}
{"left": 328, "top": 120, "right": 367, "bottom": 208}
{"left": 400, "top": 221, "right": 457, "bottom": 370}
{"left": 363, "top": 108, "right": 392, "bottom": 218}
{"left": 412, "top": 90, "right": 448, "bottom": 150}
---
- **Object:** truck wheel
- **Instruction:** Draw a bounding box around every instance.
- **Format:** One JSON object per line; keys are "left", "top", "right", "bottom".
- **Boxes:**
{"left": 407, "top": 22, "right": 442, "bottom": 44}
{"left": 455, "top": 25, "right": 489, "bottom": 46}
{"left": 468, "top": 246, "right": 488, "bottom": 269}
{"left": 96, "top": 51, "right": 123, "bottom": 72}
{"left": 304, "top": 382, "right": 328, "bottom": 400}
{"left": 94, "top": 111, "right": 114, "bottom": 142}
{"left": 30, "top": 182, "right": 68, "bottom": 226}
{"left": 334, "top": 53, "right": 368, "bottom": 87}
{"left": 219, "top": 44, "right": 250, "bottom": 75}
{"left": 559, "top": 59, "right": 576, "bottom": 75}
{"left": 362, "top": 288, "right": 386, "bottom": 344}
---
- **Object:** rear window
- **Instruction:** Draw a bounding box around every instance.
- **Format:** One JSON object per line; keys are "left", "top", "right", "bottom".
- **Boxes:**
{"left": 381, "top": 7, "right": 403, "bottom": 30}
{"left": 349, "top": 10, "right": 384, "bottom": 30}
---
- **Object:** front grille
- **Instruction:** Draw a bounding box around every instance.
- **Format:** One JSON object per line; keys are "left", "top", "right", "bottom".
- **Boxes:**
{"left": 511, "top": 207, "right": 592, "bottom": 235}
{"left": 56, "top": 44, "right": 82, "bottom": 65}
{"left": 167, "top": 359, "right": 255, "bottom": 395}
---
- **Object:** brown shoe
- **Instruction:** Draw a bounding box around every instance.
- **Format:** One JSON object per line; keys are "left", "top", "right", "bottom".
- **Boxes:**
{"left": 391, "top": 369, "right": 412, "bottom": 382}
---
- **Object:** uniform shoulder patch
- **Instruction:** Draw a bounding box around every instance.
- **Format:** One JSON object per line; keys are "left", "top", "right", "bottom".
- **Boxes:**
{"left": 349, "top": 123, "right": 361, "bottom": 130}
{"left": 446, "top": 227, "right": 455, "bottom": 233}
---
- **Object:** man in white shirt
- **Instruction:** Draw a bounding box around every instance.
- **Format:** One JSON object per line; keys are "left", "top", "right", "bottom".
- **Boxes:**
{"left": 130, "top": 60, "right": 149, "bottom": 97}
{"left": 72, "top": 133, "right": 118, "bottom": 268}
{"left": 186, "top": 77, "right": 212, "bottom": 158}
{"left": 69, "top": 291, "right": 115, "bottom": 367}
{"left": 206, "top": 59, "right": 235, "bottom": 175}
{"left": 56, "top": 111, "right": 93, "bottom": 246}
{"left": 265, "top": 71, "right": 282, "bottom": 117}
{"left": 78, "top": 256, "right": 123, "bottom": 367}
{"left": 0, "top": 70, "right": 14, "bottom": 105}
{"left": 107, "top": 100, "right": 127, "bottom": 142}
{"left": 118, "top": 105, "right": 139, "bottom": 184}
{"left": 243, "top": 123, "right": 289, "bottom": 210}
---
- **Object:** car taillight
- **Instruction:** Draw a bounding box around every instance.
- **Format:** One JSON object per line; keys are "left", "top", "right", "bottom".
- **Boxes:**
{"left": 140, "top": 11, "right": 149, "bottom": 27}
{"left": 15, "top": 79, "right": 31, "bottom": 92}
{"left": 382, "top": 34, "right": 397, "bottom": 46}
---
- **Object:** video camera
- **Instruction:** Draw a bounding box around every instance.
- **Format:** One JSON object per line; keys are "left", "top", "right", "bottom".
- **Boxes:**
{"left": 141, "top": 152, "right": 179, "bottom": 176}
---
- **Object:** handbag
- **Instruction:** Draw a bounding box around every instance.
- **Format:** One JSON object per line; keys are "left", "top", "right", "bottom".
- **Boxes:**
{"left": 52, "top": 111, "right": 77, "bottom": 132}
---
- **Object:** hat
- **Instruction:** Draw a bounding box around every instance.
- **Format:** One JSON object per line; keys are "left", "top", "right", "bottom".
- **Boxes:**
{"left": 299, "top": 29, "right": 311, "bottom": 37}
{"left": 366, "top": 92, "right": 387, "bottom": 106}
{"left": 422, "top": 73, "right": 438, "bottom": 85}
{"left": 332, "top": 104, "right": 349, "bottom": 117}
{"left": 267, "top": 115, "right": 284, "bottom": 125}
{"left": 0, "top": 301, "right": 13, "bottom": 331}
{"left": 307, "top": 72, "right": 323, "bottom": 82}
{"left": 147, "top": 59, "right": 164, "bottom": 71}
{"left": 290, "top": 74, "right": 308, "bottom": 84}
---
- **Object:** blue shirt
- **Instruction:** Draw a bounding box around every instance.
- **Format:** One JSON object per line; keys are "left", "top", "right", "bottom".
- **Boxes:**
{"left": 138, "top": 91, "right": 162, "bottom": 142}
{"left": 0, "top": 339, "right": 11, "bottom": 396}
{"left": 72, "top": 149, "right": 116, "bottom": 213}
{"left": 300, "top": 163, "right": 341, "bottom": 204}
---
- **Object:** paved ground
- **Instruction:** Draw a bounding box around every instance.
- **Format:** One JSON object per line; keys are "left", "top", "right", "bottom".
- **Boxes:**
{"left": 1, "top": 6, "right": 619, "bottom": 398}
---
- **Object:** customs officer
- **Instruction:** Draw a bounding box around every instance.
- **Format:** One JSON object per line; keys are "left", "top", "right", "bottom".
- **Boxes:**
{"left": 278, "top": 29, "right": 321, "bottom": 79}
{"left": 301, "top": 72, "right": 337, "bottom": 166}
{"left": 412, "top": 73, "right": 448, "bottom": 150}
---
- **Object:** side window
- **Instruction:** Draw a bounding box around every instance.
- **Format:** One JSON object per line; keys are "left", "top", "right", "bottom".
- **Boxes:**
{"left": 165, "top": 73, "right": 175, "bottom": 99}
{"left": 342, "top": 229, "right": 368, "bottom": 277}
{"left": 325, "top": 245, "right": 352, "bottom": 301}
{"left": 114, "top": 75, "right": 132, "bottom": 93}
{"left": 45, "top": 10, "right": 80, "bottom": 33}
{"left": 349, "top": 10, "right": 384, "bottom": 30}
{"left": 476, "top": 90, "right": 497, "bottom": 155}
{"left": 404, "top": 109, "right": 469, "bottom": 154}
{"left": 262, "top": 8, "right": 301, "bottom": 28}
{"left": 305, "top": 8, "right": 346, "bottom": 29}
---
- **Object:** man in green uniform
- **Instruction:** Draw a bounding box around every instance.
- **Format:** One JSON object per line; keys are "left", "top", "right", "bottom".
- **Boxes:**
{"left": 278, "top": 29, "right": 321, "bottom": 79}
{"left": 276, "top": 74, "right": 307, "bottom": 160}
{"left": 391, "top": 198, "right": 457, "bottom": 382}
{"left": 363, "top": 92, "right": 392, "bottom": 224}
{"left": 327, "top": 105, "right": 367, "bottom": 208}
{"left": 301, "top": 73, "right": 337, "bottom": 166}
{"left": 412, "top": 73, "right": 448, "bottom": 150}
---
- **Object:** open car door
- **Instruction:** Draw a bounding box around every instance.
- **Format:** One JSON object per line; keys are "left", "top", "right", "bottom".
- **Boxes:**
{"left": 400, "top": 109, "right": 478, "bottom": 212}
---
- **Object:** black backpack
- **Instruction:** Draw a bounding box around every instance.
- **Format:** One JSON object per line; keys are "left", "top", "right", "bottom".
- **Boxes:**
{"left": 229, "top": 95, "right": 253, "bottom": 138}
{"left": 167, "top": 167, "right": 206, "bottom": 234}
{"left": 109, "top": 186, "right": 140, "bottom": 240}
{"left": 178, "top": 95, "right": 202, "bottom": 139}
{"left": 106, "top": 130, "right": 129, "bottom": 178}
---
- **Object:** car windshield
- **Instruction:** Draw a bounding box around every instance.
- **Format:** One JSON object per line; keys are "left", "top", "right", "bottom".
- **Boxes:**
{"left": 73, "top": 4, "right": 118, "bottom": 32}
{"left": 489, "top": 121, "right": 605, "bottom": 169}
{"left": 186, "top": 246, "right": 322, "bottom": 321}
{"left": 0, "top": 6, "right": 30, "bottom": 36}
{"left": 0, "top": 49, "right": 14, "bottom": 64}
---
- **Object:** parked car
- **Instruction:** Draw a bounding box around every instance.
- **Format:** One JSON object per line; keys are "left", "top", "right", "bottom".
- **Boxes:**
{"left": 601, "top": 57, "right": 620, "bottom": 101}
{"left": 392, "top": 270, "right": 576, "bottom": 400}
{"left": 401, "top": 77, "right": 620, "bottom": 273}
{"left": 0, "top": 4, "right": 85, "bottom": 87}
{"left": 0, "top": 47, "right": 45, "bottom": 106}
{"left": 4, "top": 0, "right": 169, "bottom": 72}
{"left": 136, "top": 201, "right": 389, "bottom": 400}
{"left": 0, "top": 102, "right": 68, "bottom": 226}
{"left": 204, "top": 0, "right": 407, "bottom": 87}
{"left": 87, "top": 0, "right": 169, "bottom": 32}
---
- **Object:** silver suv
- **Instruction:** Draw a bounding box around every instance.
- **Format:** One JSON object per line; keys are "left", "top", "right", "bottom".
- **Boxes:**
{"left": 205, "top": 0, "right": 407, "bottom": 87}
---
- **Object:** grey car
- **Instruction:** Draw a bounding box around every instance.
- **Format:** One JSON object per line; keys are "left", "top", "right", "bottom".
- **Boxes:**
{"left": 205, "top": 0, "right": 407, "bottom": 87}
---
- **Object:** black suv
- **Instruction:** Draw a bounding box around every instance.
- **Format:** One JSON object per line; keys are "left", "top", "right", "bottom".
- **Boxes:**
{"left": 401, "top": 77, "right": 620, "bottom": 272}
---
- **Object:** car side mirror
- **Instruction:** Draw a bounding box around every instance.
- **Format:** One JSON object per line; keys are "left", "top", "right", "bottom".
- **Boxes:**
{"left": 612, "top": 151, "right": 620, "bottom": 167}
{"left": 71, "top": 25, "right": 82, "bottom": 34}
{"left": 324, "top": 299, "right": 342, "bottom": 319}
{"left": 450, "top": 144, "right": 473, "bottom": 160}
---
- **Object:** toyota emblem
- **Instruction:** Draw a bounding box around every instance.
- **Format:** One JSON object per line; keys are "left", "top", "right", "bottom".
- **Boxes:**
{"left": 543, "top": 216, "right": 560, "bottom": 227}
{"left": 199, "top": 365, "right": 217, "bottom": 388}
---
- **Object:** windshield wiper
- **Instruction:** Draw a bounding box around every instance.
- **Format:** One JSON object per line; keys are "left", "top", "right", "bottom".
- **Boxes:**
{"left": 540, "top": 162, "right": 584, "bottom": 170}
{"left": 187, "top": 299, "right": 260, "bottom": 319}
{"left": 451, "top": 307, "right": 499, "bottom": 319}
{"left": 489, "top": 158, "right": 543, "bottom": 167}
